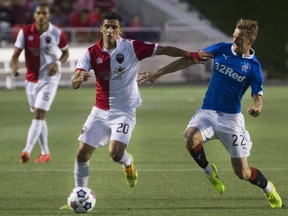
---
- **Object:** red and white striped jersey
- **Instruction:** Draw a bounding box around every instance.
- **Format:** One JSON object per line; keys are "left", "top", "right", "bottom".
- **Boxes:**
{"left": 76, "top": 37, "right": 158, "bottom": 110}
{"left": 14, "top": 22, "right": 69, "bottom": 82}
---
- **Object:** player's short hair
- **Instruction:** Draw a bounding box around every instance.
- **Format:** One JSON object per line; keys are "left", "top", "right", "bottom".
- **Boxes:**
{"left": 236, "top": 18, "right": 258, "bottom": 42}
{"left": 101, "top": 12, "right": 123, "bottom": 26}
{"left": 36, "top": 2, "right": 50, "bottom": 10}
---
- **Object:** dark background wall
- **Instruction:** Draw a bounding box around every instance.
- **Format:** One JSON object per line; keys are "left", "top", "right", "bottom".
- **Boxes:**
{"left": 188, "top": 0, "right": 288, "bottom": 79}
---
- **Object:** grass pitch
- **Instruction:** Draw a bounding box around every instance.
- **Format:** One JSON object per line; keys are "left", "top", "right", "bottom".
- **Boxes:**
{"left": 0, "top": 85, "right": 287, "bottom": 216}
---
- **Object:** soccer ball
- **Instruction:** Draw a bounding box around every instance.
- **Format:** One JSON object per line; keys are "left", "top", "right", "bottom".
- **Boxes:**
{"left": 67, "top": 187, "right": 96, "bottom": 213}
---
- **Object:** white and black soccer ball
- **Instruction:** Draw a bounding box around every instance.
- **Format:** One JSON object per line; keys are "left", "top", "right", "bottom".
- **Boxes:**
{"left": 67, "top": 187, "right": 96, "bottom": 213}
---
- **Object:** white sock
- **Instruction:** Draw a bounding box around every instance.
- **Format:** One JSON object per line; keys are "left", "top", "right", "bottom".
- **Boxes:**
{"left": 74, "top": 161, "right": 89, "bottom": 187}
{"left": 204, "top": 163, "right": 213, "bottom": 176}
{"left": 23, "top": 119, "right": 43, "bottom": 153}
{"left": 119, "top": 151, "right": 132, "bottom": 167}
{"left": 38, "top": 120, "right": 49, "bottom": 154}
{"left": 263, "top": 181, "right": 273, "bottom": 193}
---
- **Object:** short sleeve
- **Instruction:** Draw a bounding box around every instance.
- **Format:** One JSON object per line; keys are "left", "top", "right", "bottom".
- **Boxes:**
{"left": 14, "top": 29, "right": 25, "bottom": 49}
{"left": 75, "top": 50, "right": 91, "bottom": 72}
{"left": 132, "top": 40, "right": 157, "bottom": 61}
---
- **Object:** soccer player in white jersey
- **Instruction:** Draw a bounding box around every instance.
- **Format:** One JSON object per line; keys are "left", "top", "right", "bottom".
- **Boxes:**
{"left": 137, "top": 18, "right": 283, "bottom": 208}
{"left": 10, "top": 3, "right": 69, "bottom": 163}
{"left": 70, "top": 12, "right": 211, "bottom": 190}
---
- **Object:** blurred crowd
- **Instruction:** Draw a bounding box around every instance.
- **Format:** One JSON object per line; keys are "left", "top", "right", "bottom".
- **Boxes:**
{"left": 0, "top": 0, "right": 116, "bottom": 44}
{"left": 0, "top": 0, "right": 116, "bottom": 26}
{"left": 0, "top": 0, "right": 159, "bottom": 45}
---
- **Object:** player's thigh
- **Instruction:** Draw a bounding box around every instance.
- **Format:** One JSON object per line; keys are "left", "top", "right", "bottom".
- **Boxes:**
{"left": 109, "top": 108, "right": 136, "bottom": 145}
{"left": 185, "top": 109, "right": 217, "bottom": 143}
{"left": 78, "top": 107, "right": 111, "bottom": 148}
{"left": 25, "top": 81, "right": 37, "bottom": 112}
{"left": 217, "top": 113, "right": 252, "bottom": 158}
{"left": 34, "top": 82, "right": 58, "bottom": 111}
{"left": 217, "top": 129, "right": 252, "bottom": 158}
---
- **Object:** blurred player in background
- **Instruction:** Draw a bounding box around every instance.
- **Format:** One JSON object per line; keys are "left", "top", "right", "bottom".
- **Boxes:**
{"left": 137, "top": 18, "right": 282, "bottom": 208}
{"left": 69, "top": 11, "right": 211, "bottom": 190}
{"left": 10, "top": 3, "right": 69, "bottom": 163}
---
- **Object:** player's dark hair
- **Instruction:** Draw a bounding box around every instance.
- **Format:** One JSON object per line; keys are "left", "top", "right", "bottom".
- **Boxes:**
{"left": 101, "top": 12, "right": 123, "bottom": 26}
{"left": 37, "top": 2, "right": 50, "bottom": 9}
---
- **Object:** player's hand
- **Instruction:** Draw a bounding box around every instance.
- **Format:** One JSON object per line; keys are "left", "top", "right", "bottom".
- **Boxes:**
{"left": 11, "top": 65, "right": 20, "bottom": 77}
{"left": 77, "top": 70, "right": 91, "bottom": 82}
{"left": 47, "top": 62, "right": 59, "bottom": 76}
{"left": 137, "top": 71, "right": 159, "bottom": 86}
{"left": 247, "top": 107, "right": 261, "bottom": 117}
{"left": 72, "top": 70, "right": 91, "bottom": 89}
{"left": 188, "top": 51, "right": 213, "bottom": 63}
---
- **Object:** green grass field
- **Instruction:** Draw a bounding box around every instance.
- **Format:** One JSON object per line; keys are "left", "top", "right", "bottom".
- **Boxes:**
{"left": 0, "top": 85, "right": 287, "bottom": 216}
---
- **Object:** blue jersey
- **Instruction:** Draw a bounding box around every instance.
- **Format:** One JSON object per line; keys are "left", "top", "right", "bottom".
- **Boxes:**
{"left": 202, "top": 42, "right": 263, "bottom": 114}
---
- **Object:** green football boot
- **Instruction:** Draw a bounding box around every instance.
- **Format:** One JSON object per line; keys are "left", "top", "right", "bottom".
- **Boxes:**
{"left": 123, "top": 153, "right": 138, "bottom": 187}
{"left": 207, "top": 163, "right": 225, "bottom": 194}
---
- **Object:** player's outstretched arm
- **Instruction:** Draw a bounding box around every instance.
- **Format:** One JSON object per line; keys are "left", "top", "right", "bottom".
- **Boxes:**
{"left": 138, "top": 51, "right": 213, "bottom": 86}
{"left": 71, "top": 69, "right": 91, "bottom": 89}
{"left": 138, "top": 57, "right": 194, "bottom": 86}
{"left": 156, "top": 46, "right": 213, "bottom": 62}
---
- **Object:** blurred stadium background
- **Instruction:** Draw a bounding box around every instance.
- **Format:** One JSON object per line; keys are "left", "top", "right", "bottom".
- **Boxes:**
{"left": 1, "top": 0, "right": 288, "bottom": 89}
{"left": 1, "top": 1, "right": 287, "bottom": 215}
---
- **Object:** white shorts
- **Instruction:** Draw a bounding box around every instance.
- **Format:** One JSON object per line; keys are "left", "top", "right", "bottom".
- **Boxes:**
{"left": 78, "top": 106, "right": 136, "bottom": 148}
{"left": 25, "top": 81, "right": 58, "bottom": 112}
{"left": 186, "top": 109, "right": 253, "bottom": 158}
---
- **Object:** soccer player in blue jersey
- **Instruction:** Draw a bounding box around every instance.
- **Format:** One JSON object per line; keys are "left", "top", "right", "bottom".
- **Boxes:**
{"left": 137, "top": 18, "right": 282, "bottom": 208}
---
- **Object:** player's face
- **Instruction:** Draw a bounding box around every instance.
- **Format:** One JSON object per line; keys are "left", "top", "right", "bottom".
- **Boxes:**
{"left": 232, "top": 28, "right": 252, "bottom": 56}
{"left": 34, "top": 6, "right": 50, "bottom": 25}
{"left": 100, "top": 19, "right": 122, "bottom": 46}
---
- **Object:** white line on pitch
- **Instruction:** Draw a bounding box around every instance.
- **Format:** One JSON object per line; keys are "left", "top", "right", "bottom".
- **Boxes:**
{"left": 0, "top": 167, "right": 286, "bottom": 172}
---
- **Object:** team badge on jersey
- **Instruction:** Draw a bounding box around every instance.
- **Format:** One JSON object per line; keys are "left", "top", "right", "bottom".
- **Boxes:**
{"left": 28, "top": 35, "right": 34, "bottom": 41}
{"left": 241, "top": 62, "right": 251, "bottom": 73}
{"left": 116, "top": 54, "right": 124, "bottom": 64}
{"left": 112, "top": 66, "right": 127, "bottom": 80}
{"left": 96, "top": 57, "right": 103, "bottom": 64}
{"left": 45, "top": 36, "right": 52, "bottom": 44}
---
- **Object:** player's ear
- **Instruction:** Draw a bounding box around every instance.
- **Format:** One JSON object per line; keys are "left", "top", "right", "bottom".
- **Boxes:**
{"left": 249, "top": 39, "right": 254, "bottom": 46}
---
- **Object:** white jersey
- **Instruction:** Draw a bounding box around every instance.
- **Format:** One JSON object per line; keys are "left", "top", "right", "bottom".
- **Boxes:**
{"left": 14, "top": 22, "right": 69, "bottom": 83}
{"left": 76, "top": 37, "right": 158, "bottom": 110}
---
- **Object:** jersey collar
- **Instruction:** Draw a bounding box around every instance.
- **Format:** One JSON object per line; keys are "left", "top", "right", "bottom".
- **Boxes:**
{"left": 231, "top": 45, "right": 255, "bottom": 59}
{"left": 30, "top": 22, "right": 52, "bottom": 34}
{"left": 99, "top": 37, "right": 123, "bottom": 53}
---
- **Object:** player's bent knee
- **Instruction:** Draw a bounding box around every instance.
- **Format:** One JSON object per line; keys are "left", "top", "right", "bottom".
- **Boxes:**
{"left": 76, "top": 144, "right": 94, "bottom": 163}
{"left": 185, "top": 135, "right": 200, "bottom": 149}
{"left": 109, "top": 150, "right": 122, "bottom": 162}
{"left": 76, "top": 151, "right": 90, "bottom": 163}
{"left": 234, "top": 169, "right": 250, "bottom": 180}
{"left": 184, "top": 128, "right": 202, "bottom": 148}
{"left": 33, "top": 108, "right": 46, "bottom": 120}
{"left": 109, "top": 141, "right": 126, "bottom": 162}
{"left": 185, "top": 139, "right": 194, "bottom": 149}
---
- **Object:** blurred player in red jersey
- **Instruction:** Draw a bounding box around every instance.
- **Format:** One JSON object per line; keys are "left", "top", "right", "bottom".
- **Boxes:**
{"left": 70, "top": 11, "right": 212, "bottom": 190}
{"left": 10, "top": 2, "right": 69, "bottom": 164}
